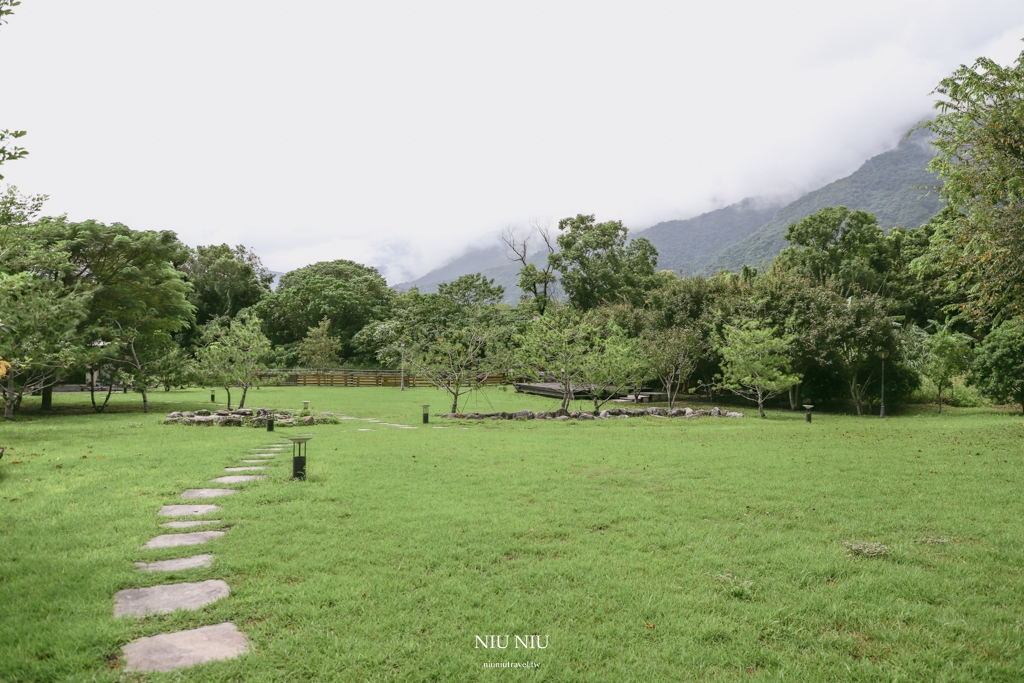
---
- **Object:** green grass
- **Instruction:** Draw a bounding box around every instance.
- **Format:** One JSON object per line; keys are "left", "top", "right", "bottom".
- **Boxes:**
{"left": 1, "top": 386, "right": 1023, "bottom": 681}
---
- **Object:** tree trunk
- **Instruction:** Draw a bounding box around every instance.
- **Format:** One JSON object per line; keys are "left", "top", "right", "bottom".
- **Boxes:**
{"left": 788, "top": 383, "right": 801, "bottom": 410}
{"left": 4, "top": 374, "right": 14, "bottom": 420}
{"left": 41, "top": 384, "right": 53, "bottom": 411}
{"left": 850, "top": 377, "right": 863, "bottom": 416}
{"left": 224, "top": 387, "right": 232, "bottom": 410}
{"left": 451, "top": 391, "right": 459, "bottom": 414}
{"left": 239, "top": 386, "right": 248, "bottom": 409}
{"left": 141, "top": 387, "right": 149, "bottom": 413}
{"left": 757, "top": 393, "right": 766, "bottom": 419}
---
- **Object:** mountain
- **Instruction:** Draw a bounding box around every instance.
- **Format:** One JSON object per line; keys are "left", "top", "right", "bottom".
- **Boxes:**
{"left": 392, "top": 244, "right": 541, "bottom": 303}
{"left": 633, "top": 197, "right": 787, "bottom": 275}
{"left": 703, "top": 132, "right": 941, "bottom": 274}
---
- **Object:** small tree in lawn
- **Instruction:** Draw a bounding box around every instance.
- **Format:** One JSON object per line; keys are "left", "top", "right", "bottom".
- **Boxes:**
{"left": 922, "top": 321, "right": 972, "bottom": 412}
{"left": 402, "top": 325, "right": 500, "bottom": 414}
{"left": 516, "top": 307, "right": 598, "bottom": 411}
{"left": 642, "top": 324, "right": 707, "bottom": 410}
{"left": 970, "top": 317, "right": 1024, "bottom": 414}
{"left": 196, "top": 313, "right": 271, "bottom": 409}
{"left": 580, "top": 326, "right": 646, "bottom": 413}
{"left": 717, "top": 320, "right": 802, "bottom": 419}
{"left": 298, "top": 317, "right": 342, "bottom": 378}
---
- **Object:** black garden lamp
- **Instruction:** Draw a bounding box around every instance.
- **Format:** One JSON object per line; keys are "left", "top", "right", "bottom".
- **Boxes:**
{"left": 879, "top": 350, "right": 889, "bottom": 418}
{"left": 267, "top": 411, "right": 275, "bottom": 432}
{"left": 803, "top": 404, "right": 814, "bottom": 423}
{"left": 289, "top": 435, "right": 313, "bottom": 480}
{"left": 422, "top": 404, "right": 430, "bottom": 424}
{"left": 211, "top": 390, "right": 216, "bottom": 403}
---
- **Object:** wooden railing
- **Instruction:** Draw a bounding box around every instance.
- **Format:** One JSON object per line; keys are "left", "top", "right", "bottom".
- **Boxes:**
{"left": 259, "top": 370, "right": 507, "bottom": 388}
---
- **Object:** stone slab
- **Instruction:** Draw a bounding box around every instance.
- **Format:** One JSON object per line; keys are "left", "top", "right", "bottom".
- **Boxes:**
{"left": 241, "top": 459, "right": 270, "bottom": 463}
{"left": 135, "top": 554, "right": 213, "bottom": 572}
{"left": 159, "top": 504, "right": 221, "bottom": 517}
{"left": 143, "top": 531, "right": 225, "bottom": 549}
{"left": 209, "top": 475, "right": 264, "bottom": 484}
{"left": 161, "top": 520, "right": 221, "bottom": 529}
{"left": 224, "top": 466, "right": 265, "bottom": 472}
{"left": 181, "top": 489, "right": 236, "bottom": 499}
{"left": 123, "top": 622, "right": 248, "bottom": 672}
{"left": 114, "top": 579, "right": 230, "bottom": 617}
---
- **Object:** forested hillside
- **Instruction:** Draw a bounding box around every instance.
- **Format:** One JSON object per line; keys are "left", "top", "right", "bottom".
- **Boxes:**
{"left": 705, "top": 132, "right": 941, "bottom": 273}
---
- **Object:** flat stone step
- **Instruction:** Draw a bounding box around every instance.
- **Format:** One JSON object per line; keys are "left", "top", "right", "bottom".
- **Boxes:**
{"left": 113, "top": 579, "right": 230, "bottom": 617}
{"left": 161, "top": 520, "right": 221, "bottom": 529}
{"left": 181, "top": 489, "right": 236, "bottom": 499}
{"left": 135, "top": 554, "right": 213, "bottom": 572}
{"left": 241, "top": 459, "right": 270, "bottom": 463}
{"left": 143, "top": 531, "right": 225, "bottom": 549}
{"left": 208, "top": 475, "right": 264, "bottom": 484}
{"left": 123, "top": 622, "right": 248, "bottom": 672}
{"left": 159, "top": 504, "right": 220, "bottom": 517}
{"left": 224, "top": 466, "right": 265, "bottom": 472}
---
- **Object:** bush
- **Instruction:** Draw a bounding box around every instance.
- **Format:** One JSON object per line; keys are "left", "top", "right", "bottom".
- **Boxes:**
{"left": 909, "top": 374, "right": 986, "bottom": 408}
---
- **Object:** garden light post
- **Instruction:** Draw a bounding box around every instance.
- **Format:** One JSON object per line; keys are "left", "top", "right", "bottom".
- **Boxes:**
{"left": 303, "top": 400, "right": 310, "bottom": 412}
{"left": 803, "top": 404, "right": 814, "bottom": 423}
{"left": 289, "top": 435, "right": 312, "bottom": 480}
{"left": 267, "top": 411, "right": 274, "bottom": 432}
{"left": 211, "top": 390, "right": 215, "bottom": 403}
{"left": 400, "top": 342, "right": 405, "bottom": 391}
{"left": 422, "top": 404, "right": 430, "bottom": 424}
{"left": 879, "top": 350, "right": 889, "bottom": 418}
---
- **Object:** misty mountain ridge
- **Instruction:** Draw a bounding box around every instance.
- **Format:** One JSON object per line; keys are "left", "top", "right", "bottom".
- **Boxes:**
{"left": 392, "top": 129, "right": 941, "bottom": 300}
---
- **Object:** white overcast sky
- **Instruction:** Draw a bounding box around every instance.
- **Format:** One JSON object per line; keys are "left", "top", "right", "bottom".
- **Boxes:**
{"left": 2, "top": 2, "right": 1024, "bottom": 283}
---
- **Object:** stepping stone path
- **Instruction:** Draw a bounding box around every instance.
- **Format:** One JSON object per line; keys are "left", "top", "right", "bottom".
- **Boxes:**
{"left": 161, "top": 519, "right": 220, "bottom": 529}
{"left": 114, "top": 579, "right": 230, "bottom": 617}
{"left": 136, "top": 554, "right": 213, "bottom": 572}
{"left": 143, "top": 530, "right": 225, "bottom": 549}
{"left": 209, "top": 475, "right": 264, "bottom": 484}
{"left": 117, "top": 444, "right": 286, "bottom": 671}
{"left": 123, "top": 622, "right": 249, "bottom": 672}
{"left": 181, "top": 488, "right": 237, "bottom": 499}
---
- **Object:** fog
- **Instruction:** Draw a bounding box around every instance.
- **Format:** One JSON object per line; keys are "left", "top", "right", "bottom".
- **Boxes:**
{"left": 2, "top": 1, "right": 1024, "bottom": 283}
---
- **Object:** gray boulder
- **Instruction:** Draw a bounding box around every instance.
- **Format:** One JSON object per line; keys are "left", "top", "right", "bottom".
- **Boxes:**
{"left": 513, "top": 410, "right": 534, "bottom": 420}
{"left": 725, "top": 411, "right": 745, "bottom": 418}
{"left": 194, "top": 409, "right": 212, "bottom": 417}
{"left": 647, "top": 407, "right": 667, "bottom": 416}
{"left": 711, "top": 407, "right": 721, "bottom": 417}
{"left": 599, "top": 410, "right": 610, "bottom": 419}
{"left": 579, "top": 412, "right": 595, "bottom": 420}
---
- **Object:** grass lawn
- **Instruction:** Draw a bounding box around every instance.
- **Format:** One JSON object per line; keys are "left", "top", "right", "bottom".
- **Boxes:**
{"left": 1, "top": 386, "right": 1023, "bottom": 681}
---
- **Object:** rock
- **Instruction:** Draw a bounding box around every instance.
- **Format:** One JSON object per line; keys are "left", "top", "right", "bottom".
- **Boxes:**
{"left": 181, "top": 411, "right": 195, "bottom": 418}
{"left": 219, "top": 416, "right": 242, "bottom": 427}
{"left": 164, "top": 417, "right": 181, "bottom": 424}
{"left": 208, "top": 475, "right": 263, "bottom": 484}
{"left": 302, "top": 415, "right": 314, "bottom": 425}
{"left": 555, "top": 415, "right": 571, "bottom": 421}
{"left": 534, "top": 411, "right": 550, "bottom": 419}
{"left": 161, "top": 520, "right": 220, "bottom": 529}
{"left": 143, "top": 531, "right": 226, "bottom": 549}
{"left": 442, "top": 413, "right": 458, "bottom": 419}
{"left": 158, "top": 505, "right": 220, "bottom": 517}
{"left": 695, "top": 409, "right": 710, "bottom": 417}
{"left": 513, "top": 410, "right": 534, "bottom": 420}
{"left": 213, "top": 410, "right": 230, "bottom": 417}
{"left": 224, "top": 466, "right": 265, "bottom": 472}
{"left": 667, "top": 408, "right": 686, "bottom": 417}
{"left": 684, "top": 407, "right": 694, "bottom": 416}
{"left": 135, "top": 554, "right": 214, "bottom": 572}
{"left": 232, "top": 408, "right": 253, "bottom": 416}
{"left": 711, "top": 407, "right": 721, "bottom": 417}
{"left": 628, "top": 409, "right": 647, "bottom": 417}
{"left": 553, "top": 408, "right": 569, "bottom": 418}
{"left": 462, "top": 413, "right": 480, "bottom": 419}
{"left": 167, "top": 411, "right": 182, "bottom": 418}
{"left": 647, "top": 407, "right": 667, "bottom": 416}
{"left": 194, "top": 409, "right": 211, "bottom": 416}
{"left": 257, "top": 408, "right": 271, "bottom": 417}
{"left": 569, "top": 410, "right": 581, "bottom": 418}
{"left": 122, "top": 622, "right": 248, "bottom": 673}
{"left": 579, "top": 412, "right": 595, "bottom": 420}
{"left": 725, "top": 411, "right": 745, "bottom": 418}
{"left": 181, "top": 489, "right": 237, "bottom": 499}
{"left": 113, "top": 580, "right": 230, "bottom": 618}
{"left": 605, "top": 408, "right": 623, "bottom": 416}
{"left": 599, "top": 410, "right": 610, "bottom": 418}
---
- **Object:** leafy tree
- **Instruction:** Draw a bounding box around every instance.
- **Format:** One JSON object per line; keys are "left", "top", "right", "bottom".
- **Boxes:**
{"left": 503, "top": 223, "right": 558, "bottom": 314}
{"left": 516, "top": 307, "right": 599, "bottom": 410}
{"left": 836, "top": 294, "right": 898, "bottom": 415}
{"left": 436, "top": 273, "right": 505, "bottom": 307}
{"left": 403, "top": 325, "right": 503, "bottom": 414}
{"left": 179, "top": 244, "right": 273, "bottom": 331}
{"left": 970, "top": 317, "right": 1024, "bottom": 414}
{"left": 196, "top": 313, "right": 271, "bottom": 409}
{"left": 924, "top": 46, "right": 1024, "bottom": 322}
{"left": 579, "top": 324, "right": 647, "bottom": 412}
{"left": 549, "top": 214, "right": 659, "bottom": 311}
{"left": 255, "top": 259, "right": 391, "bottom": 361}
{"left": 0, "top": 2, "right": 27, "bottom": 180}
{"left": 921, "top": 322, "right": 973, "bottom": 412}
{"left": 642, "top": 325, "right": 707, "bottom": 409}
{"left": 298, "top": 317, "right": 342, "bottom": 375}
{"left": 717, "top": 320, "right": 801, "bottom": 419}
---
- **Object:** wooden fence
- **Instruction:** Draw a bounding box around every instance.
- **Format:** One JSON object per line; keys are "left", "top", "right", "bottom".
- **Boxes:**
{"left": 259, "top": 370, "right": 507, "bottom": 388}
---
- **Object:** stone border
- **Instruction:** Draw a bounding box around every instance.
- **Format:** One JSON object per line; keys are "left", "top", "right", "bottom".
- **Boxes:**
{"left": 443, "top": 406, "right": 744, "bottom": 420}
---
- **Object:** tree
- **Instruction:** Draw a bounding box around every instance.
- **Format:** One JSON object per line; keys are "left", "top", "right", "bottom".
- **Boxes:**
{"left": 549, "top": 214, "right": 659, "bottom": 311}
{"left": 436, "top": 273, "right": 505, "bottom": 307}
{"left": 403, "top": 325, "right": 502, "bottom": 413}
{"left": 924, "top": 46, "right": 1024, "bottom": 322}
{"left": 516, "top": 307, "right": 598, "bottom": 410}
{"left": 196, "top": 313, "right": 271, "bottom": 410}
{"left": 255, "top": 259, "right": 391, "bottom": 361}
{"left": 298, "top": 317, "right": 342, "bottom": 376}
{"left": 179, "top": 243, "right": 273, "bottom": 331}
{"left": 835, "top": 294, "right": 898, "bottom": 415}
{"left": 717, "top": 320, "right": 802, "bottom": 419}
{"left": 503, "top": 222, "right": 558, "bottom": 314}
{"left": 0, "top": 3, "right": 27, "bottom": 180}
{"left": 970, "top": 317, "right": 1024, "bottom": 414}
{"left": 579, "top": 324, "right": 647, "bottom": 412}
{"left": 642, "top": 325, "right": 707, "bottom": 410}
{"left": 921, "top": 322, "right": 973, "bottom": 412}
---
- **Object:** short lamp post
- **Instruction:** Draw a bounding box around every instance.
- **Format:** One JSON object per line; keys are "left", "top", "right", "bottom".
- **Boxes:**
{"left": 289, "top": 435, "right": 312, "bottom": 480}
{"left": 267, "top": 411, "right": 275, "bottom": 432}
{"left": 422, "top": 404, "right": 430, "bottom": 425}
{"left": 803, "top": 404, "right": 814, "bottom": 423}
{"left": 211, "top": 390, "right": 215, "bottom": 403}
{"left": 400, "top": 342, "right": 406, "bottom": 391}
{"left": 879, "top": 350, "right": 889, "bottom": 418}
{"left": 302, "top": 400, "right": 310, "bottom": 412}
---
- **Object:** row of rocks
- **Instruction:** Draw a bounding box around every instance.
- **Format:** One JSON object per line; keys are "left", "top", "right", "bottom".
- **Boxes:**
{"left": 443, "top": 406, "right": 744, "bottom": 420}
{"left": 164, "top": 408, "right": 336, "bottom": 427}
